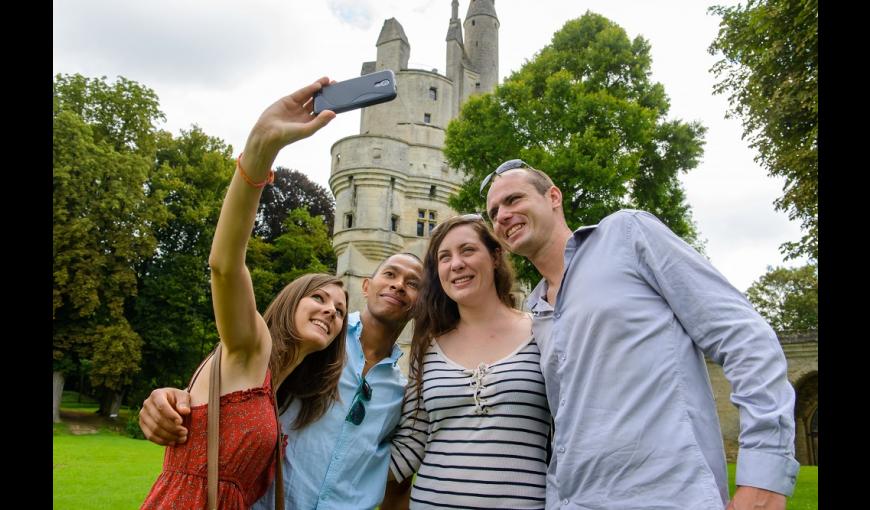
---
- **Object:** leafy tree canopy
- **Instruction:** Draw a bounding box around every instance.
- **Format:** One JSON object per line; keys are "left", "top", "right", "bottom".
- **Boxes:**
{"left": 445, "top": 11, "right": 707, "bottom": 285}
{"left": 53, "top": 73, "right": 165, "bottom": 155}
{"left": 53, "top": 74, "right": 167, "bottom": 395}
{"left": 129, "top": 126, "right": 234, "bottom": 400}
{"left": 255, "top": 167, "right": 336, "bottom": 242}
{"left": 746, "top": 263, "right": 817, "bottom": 334}
{"left": 248, "top": 208, "right": 337, "bottom": 313}
{"left": 709, "top": 0, "right": 818, "bottom": 261}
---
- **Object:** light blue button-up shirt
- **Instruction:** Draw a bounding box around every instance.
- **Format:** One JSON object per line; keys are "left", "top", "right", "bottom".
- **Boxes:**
{"left": 529, "top": 210, "right": 799, "bottom": 509}
{"left": 253, "top": 312, "right": 407, "bottom": 510}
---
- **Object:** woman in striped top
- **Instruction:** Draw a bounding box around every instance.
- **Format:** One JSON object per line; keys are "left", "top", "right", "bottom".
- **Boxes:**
{"left": 389, "top": 214, "right": 551, "bottom": 509}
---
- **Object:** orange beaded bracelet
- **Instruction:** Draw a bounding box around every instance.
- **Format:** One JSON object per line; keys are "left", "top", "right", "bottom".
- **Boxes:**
{"left": 236, "top": 153, "right": 275, "bottom": 188}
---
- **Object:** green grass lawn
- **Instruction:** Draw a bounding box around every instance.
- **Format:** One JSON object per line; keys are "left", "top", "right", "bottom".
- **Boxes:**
{"left": 53, "top": 424, "right": 165, "bottom": 509}
{"left": 728, "top": 463, "right": 818, "bottom": 510}
{"left": 53, "top": 403, "right": 818, "bottom": 510}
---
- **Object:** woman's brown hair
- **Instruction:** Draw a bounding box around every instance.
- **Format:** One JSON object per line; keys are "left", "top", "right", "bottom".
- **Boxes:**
{"left": 263, "top": 273, "right": 348, "bottom": 429}
{"left": 408, "top": 215, "right": 516, "bottom": 407}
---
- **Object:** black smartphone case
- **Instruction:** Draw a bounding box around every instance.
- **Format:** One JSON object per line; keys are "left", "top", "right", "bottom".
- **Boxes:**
{"left": 313, "top": 69, "right": 398, "bottom": 114}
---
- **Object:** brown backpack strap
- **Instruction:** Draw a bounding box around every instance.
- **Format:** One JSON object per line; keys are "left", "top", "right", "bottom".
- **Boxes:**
{"left": 207, "top": 343, "right": 222, "bottom": 510}
{"left": 272, "top": 388, "right": 285, "bottom": 510}
{"left": 205, "top": 343, "right": 283, "bottom": 510}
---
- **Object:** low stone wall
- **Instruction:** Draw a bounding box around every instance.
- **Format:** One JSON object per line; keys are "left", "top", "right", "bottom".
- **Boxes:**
{"left": 706, "top": 331, "right": 818, "bottom": 464}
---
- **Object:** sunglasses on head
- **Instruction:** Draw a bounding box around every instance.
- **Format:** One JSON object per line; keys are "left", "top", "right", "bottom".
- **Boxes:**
{"left": 345, "top": 377, "right": 372, "bottom": 426}
{"left": 429, "top": 213, "right": 486, "bottom": 236}
{"left": 479, "top": 159, "right": 532, "bottom": 197}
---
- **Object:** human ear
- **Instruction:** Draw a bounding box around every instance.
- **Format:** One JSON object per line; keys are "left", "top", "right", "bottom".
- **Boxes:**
{"left": 548, "top": 186, "right": 563, "bottom": 208}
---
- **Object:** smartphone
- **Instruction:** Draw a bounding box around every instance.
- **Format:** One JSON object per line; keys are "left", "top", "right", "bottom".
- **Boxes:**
{"left": 313, "top": 69, "right": 398, "bottom": 114}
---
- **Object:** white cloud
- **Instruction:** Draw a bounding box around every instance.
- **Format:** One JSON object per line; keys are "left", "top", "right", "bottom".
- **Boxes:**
{"left": 327, "top": 0, "right": 374, "bottom": 30}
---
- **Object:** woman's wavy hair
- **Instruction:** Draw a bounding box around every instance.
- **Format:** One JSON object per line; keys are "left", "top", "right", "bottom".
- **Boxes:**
{"left": 264, "top": 273, "right": 349, "bottom": 429}
{"left": 408, "top": 215, "right": 516, "bottom": 407}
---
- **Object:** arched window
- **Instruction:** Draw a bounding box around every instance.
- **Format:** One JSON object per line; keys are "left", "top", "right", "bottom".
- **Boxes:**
{"left": 808, "top": 406, "right": 818, "bottom": 466}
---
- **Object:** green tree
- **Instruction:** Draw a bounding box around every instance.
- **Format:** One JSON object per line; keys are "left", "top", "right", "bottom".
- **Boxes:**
{"left": 256, "top": 167, "right": 336, "bottom": 241}
{"left": 128, "top": 126, "right": 234, "bottom": 404}
{"left": 708, "top": 0, "right": 818, "bottom": 261}
{"left": 746, "top": 264, "right": 817, "bottom": 333}
{"left": 53, "top": 73, "right": 167, "bottom": 420}
{"left": 53, "top": 73, "right": 164, "bottom": 155}
{"left": 247, "top": 208, "right": 337, "bottom": 313}
{"left": 273, "top": 208, "right": 336, "bottom": 279}
{"left": 445, "top": 12, "right": 707, "bottom": 285}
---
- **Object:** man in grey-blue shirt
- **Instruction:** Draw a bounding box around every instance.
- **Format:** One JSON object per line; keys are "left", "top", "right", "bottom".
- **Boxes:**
{"left": 483, "top": 160, "right": 799, "bottom": 510}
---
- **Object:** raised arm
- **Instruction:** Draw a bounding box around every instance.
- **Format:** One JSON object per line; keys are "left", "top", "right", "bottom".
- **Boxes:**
{"left": 209, "top": 78, "right": 336, "bottom": 358}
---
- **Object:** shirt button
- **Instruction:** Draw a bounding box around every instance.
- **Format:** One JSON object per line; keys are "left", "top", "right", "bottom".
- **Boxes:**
{"left": 560, "top": 399, "right": 565, "bottom": 406}
{"left": 558, "top": 446, "right": 565, "bottom": 453}
{"left": 554, "top": 312, "right": 561, "bottom": 319}
{"left": 562, "top": 498, "right": 569, "bottom": 506}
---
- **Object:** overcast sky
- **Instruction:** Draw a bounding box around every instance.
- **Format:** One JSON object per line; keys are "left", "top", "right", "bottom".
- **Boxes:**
{"left": 53, "top": 0, "right": 809, "bottom": 292}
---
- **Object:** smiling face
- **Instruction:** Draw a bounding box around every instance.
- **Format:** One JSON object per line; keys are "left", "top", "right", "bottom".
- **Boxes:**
{"left": 362, "top": 254, "right": 424, "bottom": 326}
{"left": 293, "top": 283, "right": 347, "bottom": 352}
{"left": 486, "top": 169, "right": 561, "bottom": 258}
{"left": 436, "top": 224, "right": 498, "bottom": 306}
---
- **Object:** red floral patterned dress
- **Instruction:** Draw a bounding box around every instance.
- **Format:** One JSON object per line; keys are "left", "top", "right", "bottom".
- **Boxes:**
{"left": 141, "top": 369, "right": 283, "bottom": 509}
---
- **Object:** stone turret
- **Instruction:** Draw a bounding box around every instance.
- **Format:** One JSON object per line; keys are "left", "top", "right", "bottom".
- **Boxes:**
{"left": 445, "top": 0, "right": 467, "bottom": 117}
{"left": 376, "top": 18, "right": 410, "bottom": 72}
{"left": 463, "top": 0, "right": 499, "bottom": 95}
{"left": 329, "top": 2, "right": 501, "bottom": 336}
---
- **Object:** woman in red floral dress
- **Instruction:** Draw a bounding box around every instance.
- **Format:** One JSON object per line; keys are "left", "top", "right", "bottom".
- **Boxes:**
{"left": 141, "top": 77, "right": 347, "bottom": 509}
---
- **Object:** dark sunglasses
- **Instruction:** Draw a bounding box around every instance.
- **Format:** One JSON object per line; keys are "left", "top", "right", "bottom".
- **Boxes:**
{"left": 345, "top": 377, "right": 372, "bottom": 426}
{"left": 429, "top": 213, "right": 486, "bottom": 236}
{"left": 479, "top": 159, "right": 531, "bottom": 197}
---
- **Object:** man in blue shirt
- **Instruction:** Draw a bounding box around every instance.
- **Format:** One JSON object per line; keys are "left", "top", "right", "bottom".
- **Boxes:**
{"left": 482, "top": 160, "right": 799, "bottom": 510}
{"left": 139, "top": 252, "right": 423, "bottom": 509}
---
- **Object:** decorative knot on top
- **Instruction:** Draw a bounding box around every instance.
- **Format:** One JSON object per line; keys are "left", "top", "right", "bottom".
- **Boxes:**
{"left": 467, "top": 362, "right": 491, "bottom": 415}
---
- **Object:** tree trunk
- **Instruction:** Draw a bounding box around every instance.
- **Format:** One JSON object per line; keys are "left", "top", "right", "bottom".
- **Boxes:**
{"left": 78, "top": 371, "right": 85, "bottom": 403}
{"left": 108, "top": 391, "right": 123, "bottom": 420}
{"left": 97, "top": 390, "right": 109, "bottom": 416}
{"left": 52, "top": 371, "right": 65, "bottom": 423}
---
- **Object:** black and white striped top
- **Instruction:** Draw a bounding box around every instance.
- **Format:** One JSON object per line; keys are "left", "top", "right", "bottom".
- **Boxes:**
{"left": 390, "top": 337, "right": 550, "bottom": 510}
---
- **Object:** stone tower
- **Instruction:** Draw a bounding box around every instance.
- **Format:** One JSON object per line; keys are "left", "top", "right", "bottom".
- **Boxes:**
{"left": 328, "top": 0, "right": 500, "bottom": 337}
{"left": 463, "top": 0, "right": 500, "bottom": 98}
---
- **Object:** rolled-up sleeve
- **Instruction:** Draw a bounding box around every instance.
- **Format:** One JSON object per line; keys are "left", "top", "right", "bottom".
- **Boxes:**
{"left": 630, "top": 211, "right": 800, "bottom": 496}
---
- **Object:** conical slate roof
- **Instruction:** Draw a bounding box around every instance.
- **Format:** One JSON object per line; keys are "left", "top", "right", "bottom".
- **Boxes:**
{"left": 446, "top": 19, "right": 463, "bottom": 43}
{"left": 376, "top": 17, "right": 409, "bottom": 46}
{"left": 465, "top": 0, "right": 497, "bottom": 19}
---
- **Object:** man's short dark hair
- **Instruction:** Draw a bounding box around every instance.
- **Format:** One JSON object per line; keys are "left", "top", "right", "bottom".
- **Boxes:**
{"left": 371, "top": 252, "right": 422, "bottom": 277}
{"left": 515, "top": 166, "right": 556, "bottom": 196}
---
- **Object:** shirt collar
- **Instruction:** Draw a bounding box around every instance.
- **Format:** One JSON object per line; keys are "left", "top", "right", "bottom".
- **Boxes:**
{"left": 571, "top": 223, "right": 599, "bottom": 239}
{"left": 347, "top": 310, "right": 363, "bottom": 336}
{"left": 527, "top": 278, "right": 551, "bottom": 312}
{"left": 526, "top": 223, "right": 599, "bottom": 312}
{"left": 347, "top": 311, "right": 404, "bottom": 365}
